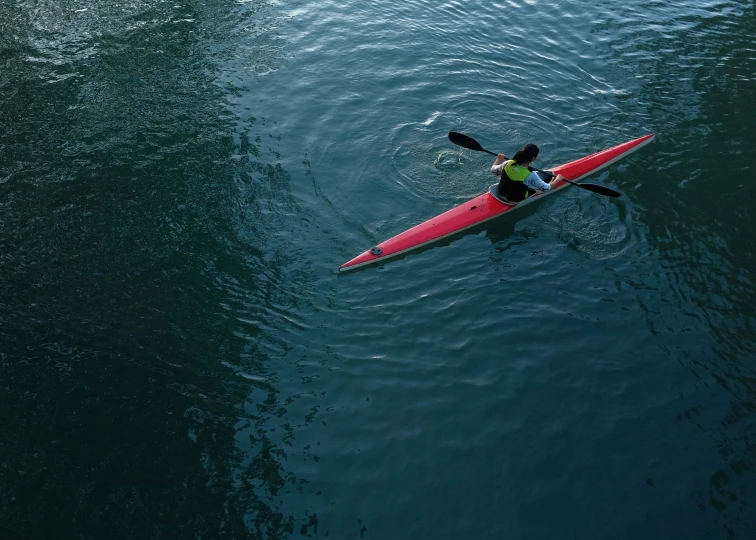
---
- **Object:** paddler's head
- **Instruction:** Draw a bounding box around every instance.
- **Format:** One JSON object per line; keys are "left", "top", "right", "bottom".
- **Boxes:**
{"left": 512, "top": 144, "right": 539, "bottom": 166}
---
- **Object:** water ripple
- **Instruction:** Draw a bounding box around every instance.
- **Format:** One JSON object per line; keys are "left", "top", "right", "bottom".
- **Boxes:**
{"left": 3, "top": 0, "right": 756, "bottom": 537}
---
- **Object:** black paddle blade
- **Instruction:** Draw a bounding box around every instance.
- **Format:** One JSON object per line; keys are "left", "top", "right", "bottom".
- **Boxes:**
{"left": 575, "top": 182, "right": 622, "bottom": 198}
{"left": 448, "top": 131, "right": 484, "bottom": 152}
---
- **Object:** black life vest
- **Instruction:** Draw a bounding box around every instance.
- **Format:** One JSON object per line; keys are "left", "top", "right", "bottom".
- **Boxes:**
{"left": 497, "top": 160, "right": 530, "bottom": 202}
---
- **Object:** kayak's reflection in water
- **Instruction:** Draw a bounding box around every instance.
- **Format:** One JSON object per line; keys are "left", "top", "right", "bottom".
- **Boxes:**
{"left": 483, "top": 219, "right": 542, "bottom": 264}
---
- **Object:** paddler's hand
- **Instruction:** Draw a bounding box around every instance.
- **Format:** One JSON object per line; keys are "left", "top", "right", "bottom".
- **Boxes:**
{"left": 549, "top": 174, "right": 564, "bottom": 188}
{"left": 492, "top": 153, "right": 507, "bottom": 166}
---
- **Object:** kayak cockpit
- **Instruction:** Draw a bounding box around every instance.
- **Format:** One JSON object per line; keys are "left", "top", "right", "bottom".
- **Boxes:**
{"left": 489, "top": 184, "right": 517, "bottom": 205}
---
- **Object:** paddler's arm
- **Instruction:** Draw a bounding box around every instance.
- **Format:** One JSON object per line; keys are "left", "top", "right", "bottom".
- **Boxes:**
{"left": 525, "top": 171, "right": 564, "bottom": 192}
{"left": 490, "top": 154, "right": 507, "bottom": 176}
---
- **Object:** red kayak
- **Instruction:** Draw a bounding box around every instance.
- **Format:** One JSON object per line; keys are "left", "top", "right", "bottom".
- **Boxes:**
{"left": 340, "top": 134, "right": 655, "bottom": 272}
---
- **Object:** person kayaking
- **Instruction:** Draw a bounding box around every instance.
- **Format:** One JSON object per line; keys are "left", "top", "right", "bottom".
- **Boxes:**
{"left": 491, "top": 143, "right": 563, "bottom": 203}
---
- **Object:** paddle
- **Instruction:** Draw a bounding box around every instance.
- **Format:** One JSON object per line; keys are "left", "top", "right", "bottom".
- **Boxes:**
{"left": 448, "top": 131, "right": 622, "bottom": 198}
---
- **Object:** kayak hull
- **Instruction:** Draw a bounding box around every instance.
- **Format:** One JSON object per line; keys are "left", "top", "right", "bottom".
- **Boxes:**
{"left": 339, "top": 134, "right": 655, "bottom": 272}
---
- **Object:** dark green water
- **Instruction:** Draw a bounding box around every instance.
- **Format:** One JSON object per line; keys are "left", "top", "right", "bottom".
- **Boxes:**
{"left": 1, "top": 0, "right": 755, "bottom": 538}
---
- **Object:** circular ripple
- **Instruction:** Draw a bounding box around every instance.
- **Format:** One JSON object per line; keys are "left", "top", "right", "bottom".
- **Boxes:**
{"left": 434, "top": 149, "right": 472, "bottom": 172}
{"left": 550, "top": 193, "right": 634, "bottom": 261}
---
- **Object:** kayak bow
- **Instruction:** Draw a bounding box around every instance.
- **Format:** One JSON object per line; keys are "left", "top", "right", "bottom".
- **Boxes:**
{"left": 339, "top": 133, "right": 655, "bottom": 272}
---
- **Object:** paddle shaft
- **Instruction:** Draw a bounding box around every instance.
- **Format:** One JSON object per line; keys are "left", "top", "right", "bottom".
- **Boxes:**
{"left": 448, "top": 131, "right": 622, "bottom": 197}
